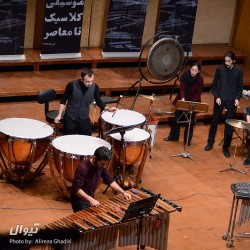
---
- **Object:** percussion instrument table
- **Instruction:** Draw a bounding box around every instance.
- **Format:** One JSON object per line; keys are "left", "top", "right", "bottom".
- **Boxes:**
{"left": 1, "top": 188, "right": 181, "bottom": 250}
{"left": 222, "top": 182, "right": 250, "bottom": 248}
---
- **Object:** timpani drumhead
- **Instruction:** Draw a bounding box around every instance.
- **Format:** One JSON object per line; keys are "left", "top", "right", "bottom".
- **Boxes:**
{"left": 109, "top": 128, "right": 150, "bottom": 142}
{"left": 52, "top": 135, "right": 111, "bottom": 157}
{"left": 101, "top": 109, "right": 146, "bottom": 127}
{"left": 0, "top": 118, "right": 54, "bottom": 139}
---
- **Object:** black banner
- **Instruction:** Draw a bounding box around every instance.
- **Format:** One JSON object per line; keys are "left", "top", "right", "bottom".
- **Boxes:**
{"left": 157, "top": 0, "right": 198, "bottom": 52}
{"left": 41, "top": 0, "right": 84, "bottom": 56}
{"left": 103, "top": 0, "right": 148, "bottom": 57}
{"left": 0, "top": 0, "right": 27, "bottom": 57}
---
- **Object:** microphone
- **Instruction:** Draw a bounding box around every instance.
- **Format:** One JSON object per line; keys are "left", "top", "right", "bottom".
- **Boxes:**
{"left": 116, "top": 95, "right": 123, "bottom": 107}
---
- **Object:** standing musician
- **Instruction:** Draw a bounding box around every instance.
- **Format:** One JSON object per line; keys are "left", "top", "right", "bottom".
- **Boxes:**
{"left": 54, "top": 68, "right": 117, "bottom": 135}
{"left": 70, "top": 146, "right": 131, "bottom": 212}
{"left": 204, "top": 51, "right": 244, "bottom": 158}
{"left": 244, "top": 107, "right": 250, "bottom": 165}
{"left": 163, "top": 62, "right": 204, "bottom": 145}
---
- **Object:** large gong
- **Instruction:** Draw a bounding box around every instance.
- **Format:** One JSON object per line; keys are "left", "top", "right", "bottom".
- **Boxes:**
{"left": 146, "top": 37, "right": 184, "bottom": 81}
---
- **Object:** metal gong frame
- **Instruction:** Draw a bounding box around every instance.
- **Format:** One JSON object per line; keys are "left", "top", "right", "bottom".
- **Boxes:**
{"left": 129, "top": 30, "right": 189, "bottom": 110}
{"left": 139, "top": 31, "right": 187, "bottom": 84}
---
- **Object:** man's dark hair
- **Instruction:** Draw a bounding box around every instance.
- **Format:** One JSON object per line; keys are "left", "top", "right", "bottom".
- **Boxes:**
{"left": 94, "top": 146, "right": 112, "bottom": 161}
{"left": 81, "top": 68, "right": 94, "bottom": 79}
{"left": 224, "top": 51, "right": 236, "bottom": 62}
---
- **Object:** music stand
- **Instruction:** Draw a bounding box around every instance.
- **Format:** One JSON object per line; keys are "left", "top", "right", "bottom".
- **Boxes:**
{"left": 121, "top": 194, "right": 160, "bottom": 250}
{"left": 172, "top": 100, "right": 209, "bottom": 161}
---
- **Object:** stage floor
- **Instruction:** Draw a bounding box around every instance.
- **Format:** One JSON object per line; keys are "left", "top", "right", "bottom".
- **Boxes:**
{"left": 0, "top": 123, "right": 250, "bottom": 250}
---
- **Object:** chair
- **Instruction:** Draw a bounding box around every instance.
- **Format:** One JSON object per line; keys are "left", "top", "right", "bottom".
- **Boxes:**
{"left": 37, "top": 89, "right": 64, "bottom": 135}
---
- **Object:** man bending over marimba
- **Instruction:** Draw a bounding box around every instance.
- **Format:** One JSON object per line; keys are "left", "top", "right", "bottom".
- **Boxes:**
{"left": 70, "top": 146, "right": 131, "bottom": 212}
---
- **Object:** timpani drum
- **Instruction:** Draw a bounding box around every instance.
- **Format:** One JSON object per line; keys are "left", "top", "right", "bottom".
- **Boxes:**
{"left": 109, "top": 128, "right": 150, "bottom": 188}
{"left": 0, "top": 118, "right": 54, "bottom": 185}
{"left": 100, "top": 109, "right": 146, "bottom": 138}
{"left": 49, "top": 135, "right": 111, "bottom": 198}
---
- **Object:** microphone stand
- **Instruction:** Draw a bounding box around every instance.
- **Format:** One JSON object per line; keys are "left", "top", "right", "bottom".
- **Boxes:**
{"left": 131, "top": 77, "right": 143, "bottom": 110}
{"left": 103, "top": 130, "right": 125, "bottom": 194}
{"left": 119, "top": 76, "right": 143, "bottom": 111}
{"left": 103, "top": 125, "right": 136, "bottom": 194}
{"left": 112, "top": 95, "right": 122, "bottom": 117}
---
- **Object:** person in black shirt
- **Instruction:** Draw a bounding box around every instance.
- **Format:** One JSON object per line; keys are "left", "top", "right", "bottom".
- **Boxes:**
{"left": 55, "top": 68, "right": 116, "bottom": 135}
{"left": 204, "top": 51, "right": 244, "bottom": 157}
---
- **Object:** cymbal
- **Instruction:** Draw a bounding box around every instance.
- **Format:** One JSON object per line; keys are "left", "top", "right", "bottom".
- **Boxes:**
{"left": 139, "top": 94, "right": 159, "bottom": 101}
{"left": 226, "top": 119, "right": 250, "bottom": 129}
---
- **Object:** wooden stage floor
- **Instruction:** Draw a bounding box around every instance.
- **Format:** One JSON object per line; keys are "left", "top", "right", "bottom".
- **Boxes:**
{"left": 1, "top": 65, "right": 250, "bottom": 97}
{"left": 0, "top": 44, "right": 250, "bottom": 249}
{"left": 0, "top": 123, "right": 250, "bottom": 250}
{"left": 0, "top": 87, "right": 250, "bottom": 250}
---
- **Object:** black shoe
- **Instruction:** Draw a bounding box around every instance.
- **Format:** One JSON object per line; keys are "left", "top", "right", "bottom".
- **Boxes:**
{"left": 223, "top": 148, "right": 230, "bottom": 158}
{"left": 204, "top": 143, "right": 213, "bottom": 151}
{"left": 243, "top": 158, "right": 250, "bottom": 165}
{"left": 163, "top": 136, "right": 178, "bottom": 142}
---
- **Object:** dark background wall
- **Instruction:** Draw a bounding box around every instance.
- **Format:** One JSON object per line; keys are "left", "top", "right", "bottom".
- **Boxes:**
{"left": 23, "top": 0, "right": 250, "bottom": 67}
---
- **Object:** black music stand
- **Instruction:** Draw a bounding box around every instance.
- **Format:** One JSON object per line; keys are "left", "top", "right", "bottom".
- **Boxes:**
{"left": 121, "top": 194, "right": 160, "bottom": 250}
{"left": 103, "top": 125, "right": 136, "bottom": 194}
{"left": 172, "top": 100, "right": 209, "bottom": 161}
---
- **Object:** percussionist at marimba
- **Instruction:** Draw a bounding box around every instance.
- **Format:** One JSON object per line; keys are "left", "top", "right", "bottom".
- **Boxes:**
{"left": 70, "top": 146, "right": 131, "bottom": 212}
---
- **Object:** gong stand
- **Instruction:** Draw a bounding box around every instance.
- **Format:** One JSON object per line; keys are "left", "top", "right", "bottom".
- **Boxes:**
{"left": 118, "top": 30, "right": 187, "bottom": 111}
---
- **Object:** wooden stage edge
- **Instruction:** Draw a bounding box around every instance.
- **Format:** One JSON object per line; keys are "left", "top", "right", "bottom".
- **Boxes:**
{"left": 0, "top": 93, "right": 249, "bottom": 125}
{"left": 0, "top": 43, "right": 248, "bottom": 71}
{"left": 0, "top": 43, "right": 249, "bottom": 124}
{"left": 0, "top": 65, "right": 250, "bottom": 98}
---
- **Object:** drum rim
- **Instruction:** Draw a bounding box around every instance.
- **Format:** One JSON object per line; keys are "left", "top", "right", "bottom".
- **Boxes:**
{"left": 109, "top": 128, "right": 150, "bottom": 142}
{"left": 53, "top": 147, "right": 94, "bottom": 158}
{"left": 0, "top": 133, "right": 52, "bottom": 142}
{"left": 0, "top": 118, "right": 54, "bottom": 139}
{"left": 51, "top": 134, "right": 111, "bottom": 155}
{"left": 101, "top": 109, "right": 146, "bottom": 126}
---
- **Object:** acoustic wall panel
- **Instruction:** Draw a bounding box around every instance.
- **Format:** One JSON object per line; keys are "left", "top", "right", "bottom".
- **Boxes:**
{"left": 102, "top": 0, "right": 148, "bottom": 58}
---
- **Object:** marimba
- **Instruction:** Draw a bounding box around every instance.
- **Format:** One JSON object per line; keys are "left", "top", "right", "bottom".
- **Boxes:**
{"left": 1, "top": 188, "right": 181, "bottom": 250}
{"left": 222, "top": 182, "right": 250, "bottom": 247}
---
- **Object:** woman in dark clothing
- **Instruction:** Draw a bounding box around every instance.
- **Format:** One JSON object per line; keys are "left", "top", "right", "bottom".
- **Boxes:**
{"left": 163, "top": 62, "right": 204, "bottom": 145}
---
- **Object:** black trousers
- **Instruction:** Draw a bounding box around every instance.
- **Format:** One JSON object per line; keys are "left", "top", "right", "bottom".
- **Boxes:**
{"left": 63, "top": 114, "right": 92, "bottom": 136}
{"left": 207, "top": 99, "right": 236, "bottom": 148}
{"left": 169, "top": 110, "right": 196, "bottom": 143}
